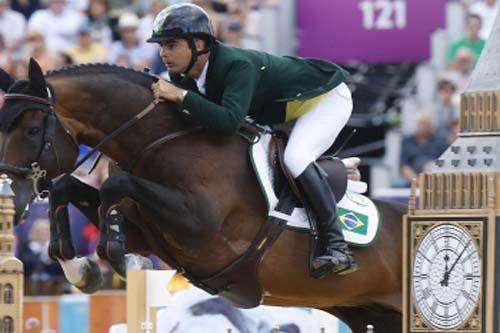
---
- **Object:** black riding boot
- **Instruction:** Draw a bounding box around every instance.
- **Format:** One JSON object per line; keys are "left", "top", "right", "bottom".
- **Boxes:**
{"left": 297, "top": 162, "right": 358, "bottom": 278}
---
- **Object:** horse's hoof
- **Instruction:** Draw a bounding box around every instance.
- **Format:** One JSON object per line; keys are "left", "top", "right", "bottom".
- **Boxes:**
{"left": 74, "top": 258, "right": 104, "bottom": 294}
{"left": 113, "top": 254, "right": 154, "bottom": 281}
{"left": 125, "top": 253, "right": 154, "bottom": 270}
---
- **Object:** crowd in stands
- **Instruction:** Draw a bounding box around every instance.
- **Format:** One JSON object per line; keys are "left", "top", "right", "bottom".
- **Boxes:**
{"left": 0, "top": 0, "right": 268, "bottom": 80}
{"left": 393, "top": 0, "right": 495, "bottom": 187}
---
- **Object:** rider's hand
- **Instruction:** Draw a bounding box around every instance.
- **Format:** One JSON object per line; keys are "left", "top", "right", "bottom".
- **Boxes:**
{"left": 151, "top": 80, "right": 187, "bottom": 104}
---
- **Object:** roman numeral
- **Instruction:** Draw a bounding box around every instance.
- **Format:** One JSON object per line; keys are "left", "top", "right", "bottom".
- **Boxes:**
{"left": 417, "top": 251, "right": 432, "bottom": 262}
{"left": 431, "top": 301, "right": 438, "bottom": 313}
{"left": 460, "top": 250, "right": 477, "bottom": 264}
{"left": 423, "top": 287, "right": 432, "bottom": 299}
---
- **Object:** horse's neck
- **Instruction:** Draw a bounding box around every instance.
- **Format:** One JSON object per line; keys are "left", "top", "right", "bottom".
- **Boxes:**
{"left": 51, "top": 77, "right": 179, "bottom": 166}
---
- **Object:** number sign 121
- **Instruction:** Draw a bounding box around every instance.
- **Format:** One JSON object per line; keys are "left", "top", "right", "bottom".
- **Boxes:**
{"left": 359, "top": 0, "right": 407, "bottom": 30}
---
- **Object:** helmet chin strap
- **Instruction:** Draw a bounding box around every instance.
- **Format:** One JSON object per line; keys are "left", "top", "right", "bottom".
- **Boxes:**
{"left": 183, "top": 37, "right": 212, "bottom": 75}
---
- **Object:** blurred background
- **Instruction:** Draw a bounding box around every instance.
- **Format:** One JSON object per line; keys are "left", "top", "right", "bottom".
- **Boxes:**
{"left": 0, "top": 0, "right": 491, "bottom": 331}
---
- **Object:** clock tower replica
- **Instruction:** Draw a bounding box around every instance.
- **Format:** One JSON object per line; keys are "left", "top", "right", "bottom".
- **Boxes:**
{"left": 403, "top": 8, "right": 500, "bottom": 333}
{"left": 0, "top": 175, "right": 23, "bottom": 333}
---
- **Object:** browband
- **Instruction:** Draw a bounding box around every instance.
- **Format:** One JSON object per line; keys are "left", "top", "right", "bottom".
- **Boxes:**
{"left": 4, "top": 93, "right": 51, "bottom": 106}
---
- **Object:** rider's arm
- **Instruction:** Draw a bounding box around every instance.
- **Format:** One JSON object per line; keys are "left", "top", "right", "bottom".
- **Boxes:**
{"left": 181, "top": 60, "right": 257, "bottom": 135}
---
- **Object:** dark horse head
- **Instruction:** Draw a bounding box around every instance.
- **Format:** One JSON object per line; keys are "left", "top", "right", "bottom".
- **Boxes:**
{"left": 0, "top": 59, "right": 79, "bottom": 224}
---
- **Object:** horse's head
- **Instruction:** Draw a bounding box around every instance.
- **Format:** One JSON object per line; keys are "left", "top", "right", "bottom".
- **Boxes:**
{"left": 0, "top": 58, "right": 79, "bottom": 224}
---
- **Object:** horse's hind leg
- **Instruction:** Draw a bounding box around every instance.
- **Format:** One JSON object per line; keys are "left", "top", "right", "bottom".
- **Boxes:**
{"left": 323, "top": 305, "right": 402, "bottom": 333}
{"left": 48, "top": 174, "right": 104, "bottom": 293}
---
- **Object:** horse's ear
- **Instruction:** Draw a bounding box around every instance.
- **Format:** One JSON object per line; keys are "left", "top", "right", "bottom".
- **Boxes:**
{"left": 0, "top": 67, "right": 14, "bottom": 92}
{"left": 28, "top": 58, "right": 47, "bottom": 93}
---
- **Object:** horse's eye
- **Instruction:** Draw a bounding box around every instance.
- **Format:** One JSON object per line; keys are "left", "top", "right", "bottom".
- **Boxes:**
{"left": 27, "top": 127, "right": 41, "bottom": 136}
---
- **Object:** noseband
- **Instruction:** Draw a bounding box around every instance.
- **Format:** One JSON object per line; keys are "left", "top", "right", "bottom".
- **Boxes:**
{"left": 0, "top": 89, "right": 78, "bottom": 198}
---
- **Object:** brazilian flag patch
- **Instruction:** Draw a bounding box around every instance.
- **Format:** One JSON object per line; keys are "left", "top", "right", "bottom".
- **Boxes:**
{"left": 338, "top": 208, "right": 368, "bottom": 235}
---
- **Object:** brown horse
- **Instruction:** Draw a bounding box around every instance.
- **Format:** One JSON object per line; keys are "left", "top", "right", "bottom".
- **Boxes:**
{"left": 0, "top": 59, "right": 405, "bottom": 333}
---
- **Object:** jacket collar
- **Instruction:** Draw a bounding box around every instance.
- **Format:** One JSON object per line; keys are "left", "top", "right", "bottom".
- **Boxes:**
{"left": 204, "top": 41, "right": 220, "bottom": 98}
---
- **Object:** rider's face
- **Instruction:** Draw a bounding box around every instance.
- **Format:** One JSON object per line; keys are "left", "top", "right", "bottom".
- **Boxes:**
{"left": 159, "top": 39, "right": 192, "bottom": 74}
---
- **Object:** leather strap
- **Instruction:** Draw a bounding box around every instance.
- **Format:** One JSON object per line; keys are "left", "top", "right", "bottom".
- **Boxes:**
{"left": 4, "top": 93, "right": 51, "bottom": 105}
{"left": 272, "top": 134, "right": 304, "bottom": 203}
{"left": 69, "top": 100, "right": 160, "bottom": 174}
{"left": 198, "top": 189, "right": 294, "bottom": 308}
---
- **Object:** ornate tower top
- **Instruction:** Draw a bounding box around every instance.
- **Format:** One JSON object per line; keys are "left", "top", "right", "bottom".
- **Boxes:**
{"left": 418, "top": 11, "right": 500, "bottom": 210}
{"left": 467, "top": 19, "right": 500, "bottom": 92}
{"left": 0, "top": 174, "right": 19, "bottom": 259}
{"left": 0, "top": 175, "right": 14, "bottom": 197}
{"left": 0, "top": 174, "right": 24, "bottom": 333}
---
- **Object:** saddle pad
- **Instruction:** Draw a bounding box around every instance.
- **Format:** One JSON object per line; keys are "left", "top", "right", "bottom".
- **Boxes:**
{"left": 249, "top": 132, "right": 380, "bottom": 247}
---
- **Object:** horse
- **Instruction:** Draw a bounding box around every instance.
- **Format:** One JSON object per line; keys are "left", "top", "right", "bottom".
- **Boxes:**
{"left": 0, "top": 59, "right": 406, "bottom": 333}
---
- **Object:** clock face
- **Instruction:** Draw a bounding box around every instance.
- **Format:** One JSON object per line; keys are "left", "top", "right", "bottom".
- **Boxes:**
{"left": 413, "top": 224, "right": 481, "bottom": 330}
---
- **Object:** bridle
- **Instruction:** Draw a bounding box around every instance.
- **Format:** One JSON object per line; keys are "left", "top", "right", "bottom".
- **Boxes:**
{"left": 0, "top": 88, "right": 78, "bottom": 198}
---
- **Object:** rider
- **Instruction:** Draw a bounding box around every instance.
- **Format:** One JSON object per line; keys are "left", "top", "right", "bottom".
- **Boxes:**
{"left": 148, "top": 4, "right": 357, "bottom": 278}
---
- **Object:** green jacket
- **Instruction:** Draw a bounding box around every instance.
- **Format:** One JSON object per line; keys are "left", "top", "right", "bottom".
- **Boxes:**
{"left": 172, "top": 42, "right": 349, "bottom": 135}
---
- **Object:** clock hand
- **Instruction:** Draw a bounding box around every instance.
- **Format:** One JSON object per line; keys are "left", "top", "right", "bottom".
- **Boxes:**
{"left": 441, "top": 240, "right": 471, "bottom": 286}
{"left": 440, "top": 254, "right": 450, "bottom": 287}
{"left": 448, "top": 240, "right": 470, "bottom": 274}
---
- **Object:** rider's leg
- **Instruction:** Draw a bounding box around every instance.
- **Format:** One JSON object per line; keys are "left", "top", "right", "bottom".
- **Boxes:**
{"left": 284, "top": 83, "right": 358, "bottom": 278}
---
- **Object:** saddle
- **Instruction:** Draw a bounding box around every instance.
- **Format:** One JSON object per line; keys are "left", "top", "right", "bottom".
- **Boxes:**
{"left": 192, "top": 126, "right": 362, "bottom": 308}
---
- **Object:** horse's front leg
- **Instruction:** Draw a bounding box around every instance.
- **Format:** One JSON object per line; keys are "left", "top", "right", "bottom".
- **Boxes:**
{"left": 49, "top": 174, "right": 153, "bottom": 291}
{"left": 48, "top": 174, "right": 104, "bottom": 293}
{"left": 97, "top": 172, "right": 207, "bottom": 278}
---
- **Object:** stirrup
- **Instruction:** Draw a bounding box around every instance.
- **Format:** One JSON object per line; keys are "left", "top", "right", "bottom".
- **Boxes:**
{"left": 311, "top": 250, "right": 359, "bottom": 278}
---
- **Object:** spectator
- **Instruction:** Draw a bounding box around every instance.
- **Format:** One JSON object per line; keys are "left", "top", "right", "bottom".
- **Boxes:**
{"left": 432, "top": 74, "right": 460, "bottom": 132}
{"left": 67, "top": 0, "right": 88, "bottom": 12}
{"left": 52, "top": 51, "right": 73, "bottom": 70}
{"left": 0, "top": 0, "right": 26, "bottom": 53}
{"left": 27, "top": 0, "right": 86, "bottom": 53}
{"left": 138, "top": 0, "right": 167, "bottom": 43}
{"left": 447, "top": 119, "right": 460, "bottom": 145}
{"left": 447, "top": 13, "right": 485, "bottom": 67}
{"left": 17, "top": 218, "right": 67, "bottom": 295}
{"left": 22, "top": 30, "right": 57, "bottom": 73}
{"left": 449, "top": 47, "right": 474, "bottom": 92}
{"left": 66, "top": 23, "right": 107, "bottom": 64}
{"left": 399, "top": 113, "right": 448, "bottom": 187}
{"left": 86, "top": 0, "right": 115, "bottom": 47}
{"left": 10, "top": 58, "right": 28, "bottom": 79}
{"left": 0, "top": 34, "right": 13, "bottom": 74}
{"left": 192, "top": 0, "right": 224, "bottom": 39}
{"left": 107, "top": 12, "right": 155, "bottom": 70}
{"left": 469, "top": 0, "right": 499, "bottom": 39}
{"left": 10, "top": 0, "right": 41, "bottom": 20}
{"left": 222, "top": 19, "right": 243, "bottom": 46}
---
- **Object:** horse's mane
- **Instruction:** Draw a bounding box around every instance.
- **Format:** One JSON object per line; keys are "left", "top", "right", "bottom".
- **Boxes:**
{"left": 47, "top": 63, "right": 157, "bottom": 88}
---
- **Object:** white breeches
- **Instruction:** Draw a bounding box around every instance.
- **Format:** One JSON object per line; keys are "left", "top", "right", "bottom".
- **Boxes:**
{"left": 284, "top": 83, "right": 353, "bottom": 177}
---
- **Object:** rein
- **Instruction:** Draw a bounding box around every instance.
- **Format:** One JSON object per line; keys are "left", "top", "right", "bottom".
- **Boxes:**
{"left": 68, "top": 99, "right": 160, "bottom": 174}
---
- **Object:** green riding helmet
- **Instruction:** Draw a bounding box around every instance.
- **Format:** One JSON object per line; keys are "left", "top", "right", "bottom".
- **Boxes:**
{"left": 147, "top": 3, "right": 216, "bottom": 43}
